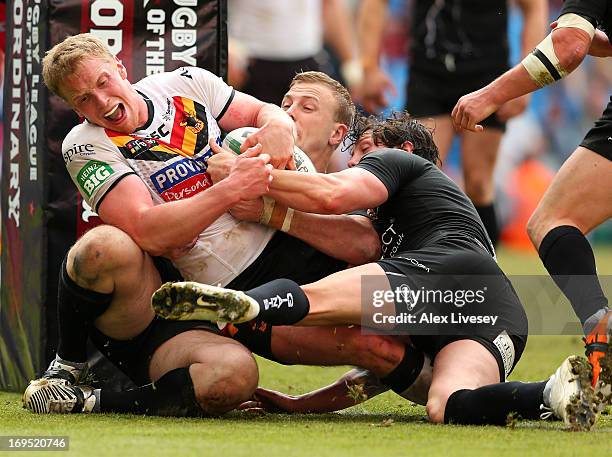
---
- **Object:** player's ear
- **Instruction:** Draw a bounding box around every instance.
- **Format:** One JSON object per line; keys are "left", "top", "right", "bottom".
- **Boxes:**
{"left": 329, "top": 123, "right": 348, "bottom": 147}
{"left": 401, "top": 140, "right": 414, "bottom": 153}
{"left": 115, "top": 57, "right": 128, "bottom": 80}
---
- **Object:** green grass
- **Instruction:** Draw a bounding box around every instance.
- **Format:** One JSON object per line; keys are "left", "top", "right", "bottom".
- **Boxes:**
{"left": 1, "top": 248, "right": 611, "bottom": 456}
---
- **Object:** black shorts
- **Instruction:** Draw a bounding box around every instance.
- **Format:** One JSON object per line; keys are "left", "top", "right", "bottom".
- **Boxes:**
{"left": 406, "top": 67, "right": 506, "bottom": 130}
{"left": 242, "top": 56, "right": 320, "bottom": 104}
{"left": 225, "top": 231, "right": 348, "bottom": 358}
{"left": 228, "top": 231, "right": 347, "bottom": 290}
{"left": 375, "top": 237, "right": 528, "bottom": 381}
{"left": 88, "top": 255, "right": 217, "bottom": 386}
{"left": 580, "top": 96, "right": 612, "bottom": 161}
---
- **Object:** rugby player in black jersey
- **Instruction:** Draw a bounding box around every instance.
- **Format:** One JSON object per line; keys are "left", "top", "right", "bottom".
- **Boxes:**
{"left": 155, "top": 113, "right": 604, "bottom": 429}
{"left": 452, "top": 0, "right": 612, "bottom": 405}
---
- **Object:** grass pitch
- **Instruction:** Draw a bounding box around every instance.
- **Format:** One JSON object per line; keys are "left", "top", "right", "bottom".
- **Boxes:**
{"left": 1, "top": 247, "right": 611, "bottom": 456}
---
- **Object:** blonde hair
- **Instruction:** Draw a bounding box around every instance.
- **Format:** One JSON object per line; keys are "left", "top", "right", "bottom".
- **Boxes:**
{"left": 290, "top": 71, "right": 355, "bottom": 126}
{"left": 42, "top": 33, "right": 115, "bottom": 99}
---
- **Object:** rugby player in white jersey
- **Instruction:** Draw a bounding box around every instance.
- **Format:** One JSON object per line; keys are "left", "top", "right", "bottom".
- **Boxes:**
{"left": 23, "top": 34, "right": 411, "bottom": 416}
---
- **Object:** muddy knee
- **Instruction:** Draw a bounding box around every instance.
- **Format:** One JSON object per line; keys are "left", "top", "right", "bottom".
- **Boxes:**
{"left": 67, "top": 225, "right": 143, "bottom": 289}
{"left": 191, "top": 345, "right": 258, "bottom": 415}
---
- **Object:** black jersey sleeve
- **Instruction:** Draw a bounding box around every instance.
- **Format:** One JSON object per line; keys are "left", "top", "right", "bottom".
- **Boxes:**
{"left": 560, "top": 0, "right": 611, "bottom": 34}
{"left": 355, "top": 148, "right": 426, "bottom": 198}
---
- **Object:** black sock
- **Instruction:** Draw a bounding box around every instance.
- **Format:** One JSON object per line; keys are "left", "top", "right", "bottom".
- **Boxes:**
{"left": 444, "top": 381, "right": 547, "bottom": 425}
{"left": 99, "top": 367, "right": 202, "bottom": 417}
{"left": 380, "top": 345, "right": 425, "bottom": 393}
{"left": 475, "top": 203, "right": 499, "bottom": 247}
{"left": 56, "top": 257, "right": 112, "bottom": 363}
{"left": 245, "top": 279, "right": 310, "bottom": 325}
{"left": 538, "top": 225, "right": 608, "bottom": 327}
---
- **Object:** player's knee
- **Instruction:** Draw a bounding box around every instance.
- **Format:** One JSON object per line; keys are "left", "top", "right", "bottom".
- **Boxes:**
{"left": 192, "top": 345, "right": 258, "bottom": 415}
{"left": 426, "top": 388, "right": 454, "bottom": 424}
{"left": 527, "top": 209, "right": 555, "bottom": 249}
{"left": 222, "top": 347, "right": 259, "bottom": 400}
{"left": 346, "top": 334, "right": 404, "bottom": 376}
{"left": 426, "top": 395, "right": 447, "bottom": 424}
{"left": 463, "top": 176, "right": 493, "bottom": 204}
{"left": 68, "top": 225, "right": 141, "bottom": 284}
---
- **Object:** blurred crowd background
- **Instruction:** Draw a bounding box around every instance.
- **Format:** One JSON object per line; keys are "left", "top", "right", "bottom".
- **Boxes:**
{"left": 0, "top": 0, "right": 610, "bottom": 253}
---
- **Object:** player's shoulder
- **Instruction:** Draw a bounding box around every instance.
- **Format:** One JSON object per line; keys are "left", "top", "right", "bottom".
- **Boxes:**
{"left": 135, "top": 66, "right": 219, "bottom": 88}
{"left": 61, "top": 122, "right": 113, "bottom": 164}
{"left": 362, "top": 148, "right": 428, "bottom": 167}
{"left": 62, "top": 121, "right": 108, "bottom": 150}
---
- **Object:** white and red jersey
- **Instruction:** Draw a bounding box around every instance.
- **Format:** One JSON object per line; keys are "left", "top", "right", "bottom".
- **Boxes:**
{"left": 63, "top": 66, "right": 274, "bottom": 286}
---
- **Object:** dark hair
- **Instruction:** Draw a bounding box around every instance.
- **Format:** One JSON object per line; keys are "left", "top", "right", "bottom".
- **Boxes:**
{"left": 372, "top": 112, "right": 441, "bottom": 166}
{"left": 345, "top": 113, "right": 377, "bottom": 151}
{"left": 346, "top": 112, "right": 440, "bottom": 166}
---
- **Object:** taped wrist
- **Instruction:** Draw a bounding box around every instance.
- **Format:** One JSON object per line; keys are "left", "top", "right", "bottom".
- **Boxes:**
{"left": 521, "top": 13, "right": 595, "bottom": 87}
{"left": 259, "top": 197, "right": 294, "bottom": 233}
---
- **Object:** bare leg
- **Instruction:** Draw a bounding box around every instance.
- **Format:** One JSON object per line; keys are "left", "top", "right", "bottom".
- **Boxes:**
{"left": 527, "top": 147, "right": 612, "bottom": 247}
{"left": 66, "top": 224, "right": 160, "bottom": 340}
{"left": 149, "top": 330, "right": 258, "bottom": 415}
{"left": 299, "top": 263, "right": 392, "bottom": 326}
{"left": 270, "top": 326, "right": 407, "bottom": 376}
{"left": 426, "top": 340, "right": 500, "bottom": 423}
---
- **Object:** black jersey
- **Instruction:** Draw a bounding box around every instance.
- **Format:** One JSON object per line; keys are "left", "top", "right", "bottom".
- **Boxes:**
{"left": 561, "top": 0, "right": 612, "bottom": 40}
{"left": 356, "top": 148, "right": 494, "bottom": 258}
{"left": 410, "top": 0, "right": 509, "bottom": 75}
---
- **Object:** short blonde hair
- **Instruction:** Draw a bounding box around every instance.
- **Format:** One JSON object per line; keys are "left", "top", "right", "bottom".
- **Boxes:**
{"left": 42, "top": 33, "right": 115, "bottom": 99}
{"left": 290, "top": 71, "right": 355, "bottom": 126}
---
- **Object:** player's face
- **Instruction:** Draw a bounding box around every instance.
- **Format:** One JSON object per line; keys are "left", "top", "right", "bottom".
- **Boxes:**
{"left": 348, "top": 131, "right": 379, "bottom": 167}
{"left": 60, "top": 57, "right": 148, "bottom": 134}
{"left": 281, "top": 82, "right": 341, "bottom": 155}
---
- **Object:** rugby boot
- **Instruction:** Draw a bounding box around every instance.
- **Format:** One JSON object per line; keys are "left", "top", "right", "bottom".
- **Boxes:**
{"left": 23, "top": 379, "right": 96, "bottom": 414}
{"left": 541, "top": 355, "right": 601, "bottom": 431}
{"left": 152, "top": 281, "right": 260, "bottom": 324}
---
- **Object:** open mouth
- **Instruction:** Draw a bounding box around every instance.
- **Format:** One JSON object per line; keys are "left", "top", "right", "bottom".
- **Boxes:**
{"left": 103, "top": 103, "right": 125, "bottom": 123}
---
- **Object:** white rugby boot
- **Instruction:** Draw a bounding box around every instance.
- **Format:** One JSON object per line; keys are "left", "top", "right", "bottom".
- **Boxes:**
{"left": 541, "top": 355, "right": 601, "bottom": 431}
{"left": 23, "top": 378, "right": 97, "bottom": 414}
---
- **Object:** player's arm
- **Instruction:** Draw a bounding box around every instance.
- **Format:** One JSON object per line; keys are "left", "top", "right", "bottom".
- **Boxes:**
{"left": 241, "top": 369, "right": 388, "bottom": 414}
{"left": 496, "top": 0, "right": 548, "bottom": 121}
{"left": 97, "top": 147, "right": 272, "bottom": 257}
{"left": 267, "top": 167, "right": 388, "bottom": 215}
{"left": 452, "top": 12, "right": 595, "bottom": 132}
{"left": 231, "top": 197, "right": 381, "bottom": 265}
{"left": 207, "top": 143, "right": 382, "bottom": 264}
{"left": 356, "top": 0, "right": 395, "bottom": 113}
{"left": 217, "top": 90, "right": 297, "bottom": 170}
{"left": 283, "top": 212, "right": 381, "bottom": 265}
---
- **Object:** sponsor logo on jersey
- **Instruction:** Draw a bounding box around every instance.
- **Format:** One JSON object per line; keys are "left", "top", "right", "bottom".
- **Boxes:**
{"left": 381, "top": 220, "right": 405, "bottom": 257}
{"left": 151, "top": 153, "right": 213, "bottom": 202}
{"left": 63, "top": 143, "right": 95, "bottom": 163}
{"left": 76, "top": 160, "right": 115, "bottom": 197}
{"left": 162, "top": 98, "right": 174, "bottom": 122}
{"left": 124, "top": 138, "right": 160, "bottom": 157}
{"left": 179, "top": 109, "right": 205, "bottom": 134}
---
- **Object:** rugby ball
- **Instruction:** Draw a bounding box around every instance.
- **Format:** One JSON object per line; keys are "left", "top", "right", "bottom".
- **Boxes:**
{"left": 222, "top": 127, "right": 316, "bottom": 173}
